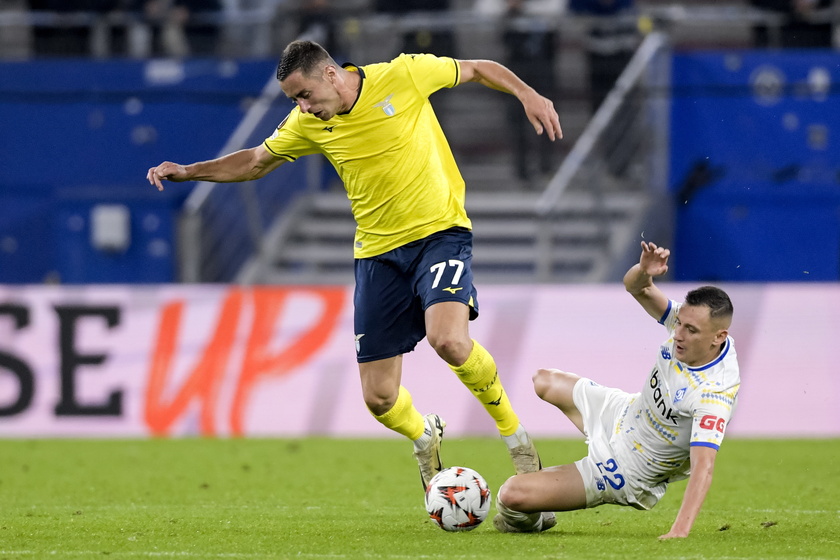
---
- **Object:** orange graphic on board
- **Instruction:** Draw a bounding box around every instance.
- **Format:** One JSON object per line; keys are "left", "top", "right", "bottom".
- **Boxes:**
{"left": 144, "top": 287, "right": 346, "bottom": 436}
{"left": 230, "top": 287, "right": 345, "bottom": 435}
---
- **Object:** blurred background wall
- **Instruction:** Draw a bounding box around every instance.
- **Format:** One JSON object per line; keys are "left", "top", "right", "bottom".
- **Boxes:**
{"left": 1, "top": 0, "right": 838, "bottom": 285}
{"left": 2, "top": 0, "right": 839, "bottom": 286}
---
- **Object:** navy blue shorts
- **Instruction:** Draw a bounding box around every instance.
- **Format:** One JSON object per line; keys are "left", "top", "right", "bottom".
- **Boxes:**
{"left": 353, "top": 227, "right": 479, "bottom": 363}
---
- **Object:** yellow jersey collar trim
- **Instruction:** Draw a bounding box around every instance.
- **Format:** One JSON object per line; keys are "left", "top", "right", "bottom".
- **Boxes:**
{"left": 339, "top": 62, "right": 365, "bottom": 115}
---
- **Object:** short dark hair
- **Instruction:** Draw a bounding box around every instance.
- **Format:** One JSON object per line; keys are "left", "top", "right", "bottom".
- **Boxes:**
{"left": 685, "top": 286, "right": 733, "bottom": 320}
{"left": 276, "top": 40, "right": 333, "bottom": 82}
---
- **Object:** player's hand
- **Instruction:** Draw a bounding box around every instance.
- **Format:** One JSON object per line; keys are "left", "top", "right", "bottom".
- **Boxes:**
{"left": 146, "top": 162, "right": 189, "bottom": 191}
{"left": 639, "top": 241, "right": 670, "bottom": 277}
{"left": 523, "top": 91, "right": 563, "bottom": 141}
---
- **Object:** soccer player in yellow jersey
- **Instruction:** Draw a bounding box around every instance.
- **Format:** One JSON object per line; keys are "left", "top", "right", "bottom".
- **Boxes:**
{"left": 147, "top": 40, "right": 562, "bottom": 526}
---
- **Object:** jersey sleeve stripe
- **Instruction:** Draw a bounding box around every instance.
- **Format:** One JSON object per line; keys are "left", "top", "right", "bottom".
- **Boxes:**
{"left": 657, "top": 299, "right": 672, "bottom": 325}
{"left": 690, "top": 441, "right": 720, "bottom": 451}
{"left": 452, "top": 59, "right": 460, "bottom": 88}
{"left": 262, "top": 141, "right": 297, "bottom": 161}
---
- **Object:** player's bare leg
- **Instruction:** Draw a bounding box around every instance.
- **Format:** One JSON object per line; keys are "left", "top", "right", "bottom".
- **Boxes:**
{"left": 362, "top": 356, "right": 445, "bottom": 489}
{"left": 424, "top": 300, "right": 473, "bottom": 366}
{"left": 427, "top": 300, "right": 552, "bottom": 531}
{"left": 359, "top": 355, "right": 403, "bottom": 417}
{"left": 532, "top": 368, "right": 585, "bottom": 433}
{"left": 490, "top": 368, "right": 587, "bottom": 532}
{"left": 427, "top": 302, "right": 538, "bottom": 464}
{"left": 494, "top": 465, "right": 587, "bottom": 532}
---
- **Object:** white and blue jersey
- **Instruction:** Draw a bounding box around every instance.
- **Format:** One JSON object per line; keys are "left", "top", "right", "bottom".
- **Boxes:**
{"left": 614, "top": 300, "right": 741, "bottom": 486}
{"left": 572, "top": 300, "right": 741, "bottom": 509}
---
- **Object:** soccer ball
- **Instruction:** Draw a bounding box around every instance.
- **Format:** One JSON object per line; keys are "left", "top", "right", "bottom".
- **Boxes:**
{"left": 424, "top": 466, "right": 492, "bottom": 531}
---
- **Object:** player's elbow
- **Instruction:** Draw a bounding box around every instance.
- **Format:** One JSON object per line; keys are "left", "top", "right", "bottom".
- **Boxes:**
{"left": 621, "top": 265, "right": 638, "bottom": 291}
{"left": 245, "top": 167, "right": 268, "bottom": 181}
{"left": 622, "top": 265, "right": 651, "bottom": 296}
{"left": 241, "top": 147, "right": 279, "bottom": 181}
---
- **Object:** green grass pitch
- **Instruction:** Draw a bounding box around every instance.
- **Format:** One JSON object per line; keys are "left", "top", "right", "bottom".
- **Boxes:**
{"left": 0, "top": 437, "right": 837, "bottom": 559}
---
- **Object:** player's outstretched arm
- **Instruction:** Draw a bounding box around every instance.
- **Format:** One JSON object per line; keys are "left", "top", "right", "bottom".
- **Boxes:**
{"left": 623, "top": 241, "right": 670, "bottom": 321}
{"left": 457, "top": 59, "right": 562, "bottom": 141}
{"left": 659, "top": 445, "right": 718, "bottom": 539}
{"left": 146, "top": 145, "right": 283, "bottom": 191}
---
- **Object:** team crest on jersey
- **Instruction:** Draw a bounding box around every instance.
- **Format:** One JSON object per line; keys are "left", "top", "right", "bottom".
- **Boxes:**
{"left": 674, "top": 387, "right": 687, "bottom": 403}
{"left": 375, "top": 94, "right": 396, "bottom": 116}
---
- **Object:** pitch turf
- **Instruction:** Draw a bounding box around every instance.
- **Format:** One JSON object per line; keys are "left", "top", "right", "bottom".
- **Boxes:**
{"left": 0, "top": 437, "right": 837, "bottom": 559}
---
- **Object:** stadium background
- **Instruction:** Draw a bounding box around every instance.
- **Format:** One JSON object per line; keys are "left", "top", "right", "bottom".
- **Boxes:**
{"left": 0, "top": 0, "right": 838, "bottom": 438}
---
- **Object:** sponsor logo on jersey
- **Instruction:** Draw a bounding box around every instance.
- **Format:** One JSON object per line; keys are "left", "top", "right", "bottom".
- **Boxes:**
{"left": 323, "top": 125, "right": 335, "bottom": 132}
{"left": 442, "top": 286, "right": 462, "bottom": 294}
{"left": 375, "top": 94, "right": 396, "bottom": 116}
{"left": 649, "top": 368, "right": 679, "bottom": 425}
{"left": 699, "top": 414, "right": 725, "bottom": 432}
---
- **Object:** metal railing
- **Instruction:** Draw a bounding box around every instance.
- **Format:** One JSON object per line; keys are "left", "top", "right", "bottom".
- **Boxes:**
{"left": 0, "top": 5, "right": 283, "bottom": 58}
{"left": 177, "top": 74, "right": 318, "bottom": 283}
{"left": 2, "top": 3, "right": 824, "bottom": 61}
{"left": 535, "top": 31, "right": 672, "bottom": 282}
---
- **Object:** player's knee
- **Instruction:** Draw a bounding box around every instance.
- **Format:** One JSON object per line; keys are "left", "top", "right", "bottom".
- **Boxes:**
{"left": 534, "top": 368, "right": 580, "bottom": 400}
{"left": 497, "top": 476, "right": 529, "bottom": 511}
{"left": 533, "top": 368, "right": 564, "bottom": 400}
{"left": 427, "top": 333, "right": 471, "bottom": 365}
{"left": 364, "top": 393, "right": 396, "bottom": 417}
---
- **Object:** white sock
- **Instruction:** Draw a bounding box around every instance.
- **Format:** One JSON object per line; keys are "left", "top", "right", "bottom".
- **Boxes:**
{"left": 497, "top": 494, "right": 544, "bottom": 531}
{"left": 413, "top": 417, "right": 431, "bottom": 450}
{"left": 501, "top": 424, "right": 530, "bottom": 450}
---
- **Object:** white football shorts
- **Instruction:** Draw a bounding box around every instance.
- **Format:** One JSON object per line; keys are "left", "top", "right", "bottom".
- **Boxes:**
{"left": 572, "top": 377, "right": 668, "bottom": 511}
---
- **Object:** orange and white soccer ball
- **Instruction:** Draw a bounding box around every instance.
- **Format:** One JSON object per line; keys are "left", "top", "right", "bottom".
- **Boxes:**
{"left": 424, "top": 466, "right": 492, "bottom": 531}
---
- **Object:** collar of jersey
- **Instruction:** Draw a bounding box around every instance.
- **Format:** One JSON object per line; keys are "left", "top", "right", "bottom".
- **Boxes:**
{"left": 686, "top": 337, "right": 730, "bottom": 372}
{"left": 338, "top": 63, "right": 365, "bottom": 115}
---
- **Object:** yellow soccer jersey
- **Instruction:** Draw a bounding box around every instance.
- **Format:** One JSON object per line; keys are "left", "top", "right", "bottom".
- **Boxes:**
{"left": 263, "top": 53, "right": 471, "bottom": 259}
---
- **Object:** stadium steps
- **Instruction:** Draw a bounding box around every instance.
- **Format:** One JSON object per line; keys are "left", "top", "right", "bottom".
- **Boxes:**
{"left": 239, "top": 190, "right": 648, "bottom": 285}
